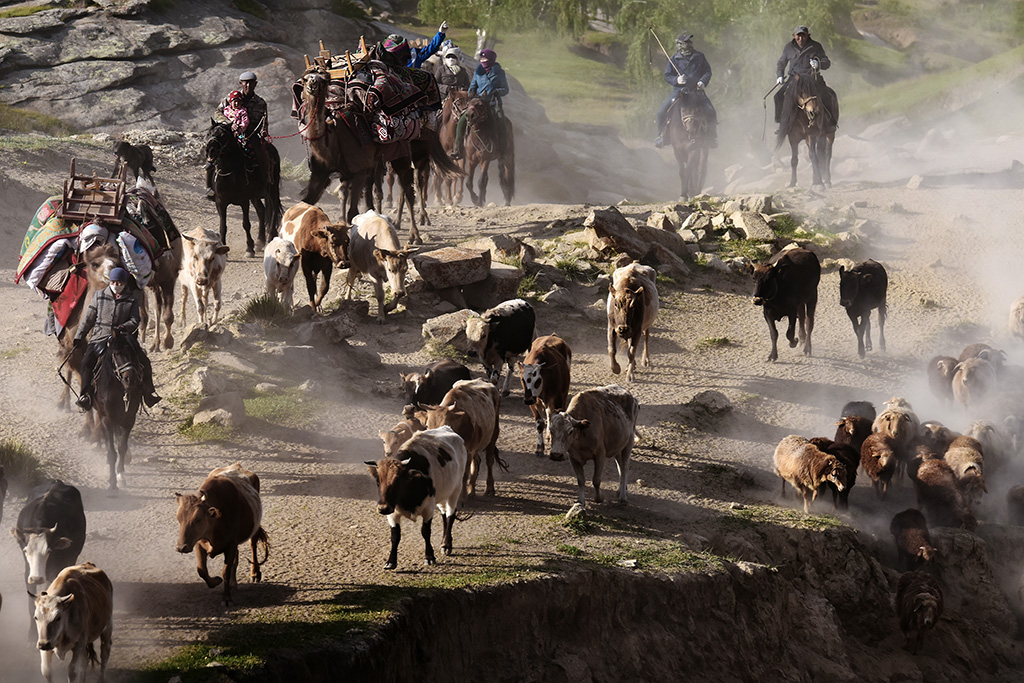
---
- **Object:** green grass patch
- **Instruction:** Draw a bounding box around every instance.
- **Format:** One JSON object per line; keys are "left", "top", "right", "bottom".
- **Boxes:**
{"left": 0, "top": 439, "right": 49, "bottom": 490}
{"left": 0, "top": 105, "right": 75, "bottom": 136}
{"left": 590, "top": 545, "right": 724, "bottom": 572}
{"left": 726, "top": 505, "right": 844, "bottom": 532}
{"left": 557, "top": 543, "right": 585, "bottom": 556}
{"left": 239, "top": 293, "right": 290, "bottom": 326}
{"left": 231, "top": 0, "right": 267, "bottom": 20}
{"left": 0, "top": 4, "right": 55, "bottom": 18}
{"left": 719, "top": 238, "right": 769, "bottom": 261}
{"left": 517, "top": 271, "right": 539, "bottom": 298}
{"left": 425, "top": 339, "right": 472, "bottom": 364}
{"left": 554, "top": 255, "right": 588, "bottom": 283}
{"left": 177, "top": 416, "right": 233, "bottom": 442}
{"left": 770, "top": 213, "right": 801, "bottom": 239}
{"left": 1, "top": 346, "right": 29, "bottom": 360}
{"left": 695, "top": 336, "right": 732, "bottom": 351}
{"left": 561, "top": 512, "right": 595, "bottom": 535}
{"left": 244, "top": 388, "right": 323, "bottom": 429}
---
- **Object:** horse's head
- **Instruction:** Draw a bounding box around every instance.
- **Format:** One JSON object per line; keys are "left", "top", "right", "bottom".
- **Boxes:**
{"left": 205, "top": 120, "right": 235, "bottom": 162}
{"left": 673, "top": 94, "right": 708, "bottom": 145}
{"left": 108, "top": 328, "right": 142, "bottom": 393}
{"left": 793, "top": 75, "right": 823, "bottom": 128}
{"left": 466, "top": 97, "right": 492, "bottom": 126}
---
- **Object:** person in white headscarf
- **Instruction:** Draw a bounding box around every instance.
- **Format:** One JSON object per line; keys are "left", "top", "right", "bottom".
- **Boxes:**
{"left": 432, "top": 44, "right": 471, "bottom": 101}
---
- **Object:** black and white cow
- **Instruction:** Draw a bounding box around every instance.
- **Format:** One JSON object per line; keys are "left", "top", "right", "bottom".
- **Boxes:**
{"left": 465, "top": 298, "right": 535, "bottom": 397}
{"left": 11, "top": 480, "right": 87, "bottom": 630}
{"left": 400, "top": 359, "right": 472, "bottom": 411}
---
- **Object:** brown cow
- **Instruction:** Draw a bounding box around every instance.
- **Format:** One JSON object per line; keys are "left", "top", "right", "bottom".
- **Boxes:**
{"left": 415, "top": 378, "right": 503, "bottom": 497}
{"left": 607, "top": 263, "right": 659, "bottom": 381}
{"left": 347, "top": 210, "right": 412, "bottom": 322}
{"left": 279, "top": 201, "right": 350, "bottom": 312}
{"left": 32, "top": 562, "right": 113, "bottom": 683}
{"left": 519, "top": 334, "right": 572, "bottom": 457}
{"left": 174, "top": 462, "right": 269, "bottom": 606}
{"left": 746, "top": 246, "right": 820, "bottom": 362}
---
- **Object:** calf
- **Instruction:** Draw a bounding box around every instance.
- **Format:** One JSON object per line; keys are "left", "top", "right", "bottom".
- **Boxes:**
{"left": 262, "top": 236, "right": 300, "bottom": 310}
{"left": 365, "top": 426, "right": 468, "bottom": 569}
{"left": 32, "top": 562, "right": 113, "bottom": 683}
{"left": 838, "top": 259, "right": 888, "bottom": 358}
{"left": 12, "top": 481, "right": 87, "bottom": 631}
{"left": 379, "top": 417, "right": 425, "bottom": 457}
{"left": 179, "top": 226, "right": 229, "bottom": 327}
{"left": 890, "top": 509, "right": 936, "bottom": 571}
{"left": 279, "top": 201, "right": 350, "bottom": 312}
{"left": 896, "top": 571, "right": 943, "bottom": 654}
{"left": 520, "top": 335, "right": 572, "bottom": 457}
{"left": 400, "top": 359, "right": 471, "bottom": 409}
{"left": 773, "top": 435, "right": 847, "bottom": 513}
{"left": 465, "top": 298, "right": 536, "bottom": 396}
{"left": 548, "top": 384, "right": 639, "bottom": 507}
{"left": 607, "top": 262, "right": 659, "bottom": 381}
{"left": 347, "top": 210, "right": 411, "bottom": 322}
{"left": 927, "top": 356, "right": 959, "bottom": 405}
{"left": 174, "top": 463, "right": 269, "bottom": 606}
{"left": 112, "top": 139, "right": 155, "bottom": 181}
{"left": 415, "top": 378, "right": 503, "bottom": 497}
{"left": 746, "top": 246, "right": 820, "bottom": 361}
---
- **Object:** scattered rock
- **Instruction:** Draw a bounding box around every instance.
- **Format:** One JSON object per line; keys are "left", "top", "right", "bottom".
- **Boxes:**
{"left": 646, "top": 212, "right": 676, "bottom": 232}
{"left": 583, "top": 206, "right": 648, "bottom": 258}
{"left": 195, "top": 392, "right": 246, "bottom": 428}
{"left": 682, "top": 213, "right": 712, "bottom": 232}
{"left": 678, "top": 229, "right": 699, "bottom": 243}
{"left": 907, "top": 175, "right": 925, "bottom": 190}
{"left": 422, "top": 309, "right": 476, "bottom": 350}
{"left": 635, "top": 223, "right": 691, "bottom": 259}
{"left": 435, "top": 286, "right": 468, "bottom": 310}
{"left": 616, "top": 559, "right": 639, "bottom": 569}
{"left": 540, "top": 285, "right": 574, "bottom": 306}
{"left": 742, "top": 195, "right": 774, "bottom": 214}
{"left": 462, "top": 235, "right": 526, "bottom": 262}
{"left": 298, "top": 379, "right": 320, "bottom": 393}
{"left": 188, "top": 366, "right": 227, "bottom": 396}
{"left": 412, "top": 247, "right": 491, "bottom": 290}
{"left": 687, "top": 390, "right": 733, "bottom": 414}
{"left": 730, "top": 212, "right": 775, "bottom": 241}
{"left": 254, "top": 383, "right": 278, "bottom": 394}
{"left": 180, "top": 325, "right": 209, "bottom": 351}
{"left": 641, "top": 244, "right": 690, "bottom": 280}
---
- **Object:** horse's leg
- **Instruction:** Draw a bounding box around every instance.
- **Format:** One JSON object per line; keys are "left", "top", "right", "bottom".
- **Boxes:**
{"left": 299, "top": 163, "right": 332, "bottom": 205}
{"left": 789, "top": 135, "right": 800, "bottom": 187}
{"left": 478, "top": 159, "right": 490, "bottom": 206}
{"left": 810, "top": 136, "right": 824, "bottom": 188}
{"left": 241, "top": 203, "right": 255, "bottom": 258}
{"left": 218, "top": 201, "right": 229, "bottom": 247}
{"left": 159, "top": 280, "right": 175, "bottom": 349}
{"left": 384, "top": 163, "right": 395, "bottom": 210}
{"left": 395, "top": 161, "right": 421, "bottom": 246}
{"left": 466, "top": 159, "right": 480, "bottom": 207}
{"left": 252, "top": 197, "right": 267, "bottom": 251}
{"left": 823, "top": 133, "right": 834, "bottom": 187}
{"left": 417, "top": 157, "right": 431, "bottom": 225}
{"left": 116, "top": 423, "right": 129, "bottom": 489}
{"left": 347, "top": 172, "right": 369, "bottom": 223}
{"left": 499, "top": 124, "right": 515, "bottom": 207}
{"left": 106, "top": 423, "right": 119, "bottom": 491}
{"left": 139, "top": 288, "right": 150, "bottom": 348}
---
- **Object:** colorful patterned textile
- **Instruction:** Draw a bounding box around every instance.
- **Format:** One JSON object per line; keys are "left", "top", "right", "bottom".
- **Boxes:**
{"left": 16, "top": 196, "right": 74, "bottom": 283}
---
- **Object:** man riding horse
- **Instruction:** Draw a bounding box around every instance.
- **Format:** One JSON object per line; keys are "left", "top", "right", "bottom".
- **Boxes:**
{"left": 74, "top": 267, "right": 160, "bottom": 411}
{"left": 432, "top": 44, "right": 471, "bottom": 102}
{"left": 450, "top": 48, "right": 509, "bottom": 160}
{"left": 774, "top": 26, "right": 839, "bottom": 136}
{"left": 654, "top": 33, "right": 718, "bottom": 149}
{"left": 206, "top": 71, "right": 273, "bottom": 199}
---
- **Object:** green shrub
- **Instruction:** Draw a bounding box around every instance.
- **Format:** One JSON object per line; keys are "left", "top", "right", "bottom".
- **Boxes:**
{"left": 240, "top": 293, "right": 289, "bottom": 326}
{"left": 0, "top": 439, "right": 49, "bottom": 490}
{"left": 0, "top": 104, "right": 75, "bottom": 136}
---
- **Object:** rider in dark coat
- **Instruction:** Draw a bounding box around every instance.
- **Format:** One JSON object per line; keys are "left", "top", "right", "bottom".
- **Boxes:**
{"left": 206, "top": 71, "right": 270, "bottom": 199}
{"left": 774, "top": 26, "right": 837, "bottom": 132}
{"left": 74, "top": 267, "right": 160, "bottom": 411}
{"left": 451, "top": 48, "right": 510, "bottom": 160}
{"left": 432, "top": 44, "right": 471, "bottom": 101}
{"left": 654, "top": 33, "right": 718, "bottom": 149}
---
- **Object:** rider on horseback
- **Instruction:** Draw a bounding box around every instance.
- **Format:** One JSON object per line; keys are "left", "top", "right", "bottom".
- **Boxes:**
{"left": 774, "top": 26, "right": 838, "bottom": 134}
{"left": 206, "top": 71, "right": 270, "bottom": 200}
{"left": 450, "top": 48, "right": 509, "bottom": 160}
{"left": 379, "top": 22, "right": 448, "bottom": 69}
{"left": 73, "top": 267, "right": 160, "bottom": 412}
{"left": 433, "top": 44, "right": 471, "bottom": 101}
{"left": 654, "top": 33, "right": 718, "bottom": 149}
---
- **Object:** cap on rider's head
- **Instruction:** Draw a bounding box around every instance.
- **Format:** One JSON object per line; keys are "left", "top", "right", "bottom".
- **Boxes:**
{"left": 794, "top": 25, "right": 810, "bottom": 36}
{"left": 109, "top": 267, "right": 129, "bottom": 283}
{"left": 676, "top": 33, "right": 693, "bottom": 43}
{"left": 479, "top": 48, "right": 496, "bottom": 64}
{"left": 239, "top": 71, "right": 258, "bottom": 82}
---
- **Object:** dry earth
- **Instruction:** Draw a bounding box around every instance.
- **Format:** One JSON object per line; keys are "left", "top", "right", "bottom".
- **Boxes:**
{"left": 1, "top": 131, "right": 1024, "bottom": 681}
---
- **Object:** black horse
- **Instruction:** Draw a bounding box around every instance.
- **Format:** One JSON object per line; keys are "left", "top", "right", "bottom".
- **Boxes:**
{"left": 92, "top": 329, "right": 143, "bottom": 491}
{"left": 205, "top": 120, "right": 283, "bottom": 257}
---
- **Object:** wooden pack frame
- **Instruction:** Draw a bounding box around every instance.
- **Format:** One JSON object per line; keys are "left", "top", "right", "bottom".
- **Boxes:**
{"left": 304, "top": 36, "right": 370, "bottom": 79}
{"left": 60, "top": 157, "right": 128, "bottom": 226}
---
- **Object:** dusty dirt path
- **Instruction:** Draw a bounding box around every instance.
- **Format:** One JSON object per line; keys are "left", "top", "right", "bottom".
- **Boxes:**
{"left": 1, "top": 135, "right": 1023, "bottom": 680}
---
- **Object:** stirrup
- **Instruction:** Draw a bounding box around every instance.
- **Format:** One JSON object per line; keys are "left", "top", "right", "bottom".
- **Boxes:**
{"left": 653, "top": 135, "right": 666, "bottom": 148}
{"left": 76, "top": 394, "right": 92, "bottom": 411}
{"left": 144, "top": 393, "right": 162, "bottom": 408}
{"left": 450, "top": 150, "right": 462, "bottom": 161}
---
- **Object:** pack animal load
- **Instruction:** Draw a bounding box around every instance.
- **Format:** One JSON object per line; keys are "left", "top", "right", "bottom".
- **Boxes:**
{"left": 15, "top": 159, "right": 168, "bottom": 335}
{"left": 292, "top": 38, "right": 441, "bottom": 146}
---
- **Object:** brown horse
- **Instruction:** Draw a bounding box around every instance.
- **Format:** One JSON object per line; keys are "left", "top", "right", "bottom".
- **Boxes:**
{"left": 462, "top": 97, "right": 515, "bottom": 207}
{"left": 92, "top": 327, "right": 142, "bottom": 490}
{"left": 129, "top": 178, "right": 182, "bottom": 351}
{"left": 666, "top": 94, "right": 710, "bottom": 199}
{"left": 434, "top": 89, "right": 468, "bottom": 206}
{"left": 296, "top": 67, "right": 461, "bottom": 245}
{"left": 778, "top": 74, "right": 837, "bottom": 188}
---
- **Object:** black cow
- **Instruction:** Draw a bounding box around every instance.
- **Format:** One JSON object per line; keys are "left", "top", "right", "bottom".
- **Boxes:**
{"left": 839, "top": 259, "right": 888, "bottom": 359}
{"left": 400, "top": 359, "right": 472, "bottom": 411}
{"left": 11, "top": 480, "right": 87, "bottom": 630}
{"left": 465, "top": 299, "right": 536, "bottom": 396}
{"left": 746, "top": 247, "right": 821, "bottom": 361}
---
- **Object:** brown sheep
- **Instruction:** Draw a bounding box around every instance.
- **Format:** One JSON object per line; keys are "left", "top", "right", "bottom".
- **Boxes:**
{"left": 964, "top": 420, "right": 1011, "bottom": 475}
{"left": 834, "top": 414, "right": 873, "bottom": 453}
{"left": 896, "top": 570, "right": 943, "bottom": 654}
{"left": 914, "top": 459, "right": 977, "bottom": 530}
{"left": 919, "top": 421, "right": 958, "bottom": 455}
{"left": 861, "top": 433, "right": 898, "bottom": 498}
{"left": 890, "top": 509, "right": 936, "bottom": 571}
{"left": 773, "top": 435, "right": 847, "bottom": 513}
{"left": 906, "top": 441, "right": 942, "bottom": 481}
{"left": 810, "top": 437, "right": 858, "bottom": 511}
{"left": 873, "top": 398, "right": 920, "bottom": 480}
{"left": 952, "top": 357, "right": 997, "bottom": 410}
{"left": 958, "top": 342, "right": 1006, "bottom": 373}
{"left": 1007, "top": 485, "right": 1024, "bottom": 526}
{"left": 944, "top": 435, "right": 986, "bottom": 505}
{"left": 927, "top": 355, "right": 959, "bottom": 405}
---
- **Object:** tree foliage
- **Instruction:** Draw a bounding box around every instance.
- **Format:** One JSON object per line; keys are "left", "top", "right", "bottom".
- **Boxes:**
{"left": 419, "top": 0, "right": 612, "bottom": 37}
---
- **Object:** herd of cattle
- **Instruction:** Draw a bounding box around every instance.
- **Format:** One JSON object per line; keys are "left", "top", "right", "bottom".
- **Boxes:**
{"left": 13, "top": 177, "right": 1024, "bottom": 679}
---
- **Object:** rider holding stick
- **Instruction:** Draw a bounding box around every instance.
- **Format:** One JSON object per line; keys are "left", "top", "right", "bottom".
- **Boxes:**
{"left": 653, "top": 32, "right": 718, "bottom": 149}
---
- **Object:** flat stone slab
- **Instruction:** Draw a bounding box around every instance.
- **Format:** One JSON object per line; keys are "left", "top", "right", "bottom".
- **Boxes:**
{"left": 463, "top": 262, "right": 524, "bottom": 310}
{"left": 422, "top": 309, "right": 476, "bottom": 351}
{"left": 412, "top": 247, "right": 491, "bottom": 290}
{"left": 730, "top": 211, "right": 775, "bottom": 241}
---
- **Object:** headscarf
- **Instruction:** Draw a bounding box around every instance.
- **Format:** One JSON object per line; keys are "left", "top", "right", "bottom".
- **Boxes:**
{"left": 383, "top": 34, "right": 411, "bottom": 65}
{"left": 442, "top": 46, "right": 462, "bottom": 74}
{"left": 479, "top": 48, "right": 496, "bottom": 73}
{"left": 78, "top": 223, "right": 109, "bottom": 253}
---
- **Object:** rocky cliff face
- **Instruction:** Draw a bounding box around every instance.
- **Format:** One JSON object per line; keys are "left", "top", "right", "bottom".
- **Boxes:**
{"left": 0, "top": 0, "right": 675, "bottom": 203}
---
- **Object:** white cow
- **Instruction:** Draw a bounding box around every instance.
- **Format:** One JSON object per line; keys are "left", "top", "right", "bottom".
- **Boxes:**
{"left": 347, "top": 210, "right": 413, "bottom": 322}
{"left": 179, "top": 226, "right": 229, "bottom": 327}
{"left": 262, "top": 237, "right": 299, "bottom": 310}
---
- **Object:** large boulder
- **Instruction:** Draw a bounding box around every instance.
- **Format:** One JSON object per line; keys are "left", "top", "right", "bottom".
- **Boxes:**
{"left": 583, "top": 206, "right": 647, "bottom": 258}
{"left": 463, "top": 262, "right": 524, "bottom": 310}
{"left": 635, "top": 223, "right": 691, "bottom": 259}
{"left": 641, "top": 244, "right": 690, "bottom": 280}
{"left": 730, "top": 212, "right": 775, "bottom": 241}
{"left": 422, "top": 309, "right": 476, "bottom": 351}
{"left": 412, "top": 247, "right": 491, "bottom": 290}
{"left": 194, "top": 391, "right": 246, "bottom": 428}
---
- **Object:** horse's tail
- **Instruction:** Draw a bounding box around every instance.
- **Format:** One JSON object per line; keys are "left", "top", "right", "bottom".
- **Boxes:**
{"left": 422, "top": 126, "right": 464, "bottom": 179}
